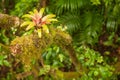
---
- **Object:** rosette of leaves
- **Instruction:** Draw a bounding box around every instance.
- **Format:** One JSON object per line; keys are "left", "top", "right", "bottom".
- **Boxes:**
{"left": 21, "top": 8, "right": 57, "bottom": 38}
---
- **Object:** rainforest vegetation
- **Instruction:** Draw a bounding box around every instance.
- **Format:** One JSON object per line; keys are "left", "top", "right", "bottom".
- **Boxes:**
{"left": 0, "top": 0, "right": 120, "bottom": 80}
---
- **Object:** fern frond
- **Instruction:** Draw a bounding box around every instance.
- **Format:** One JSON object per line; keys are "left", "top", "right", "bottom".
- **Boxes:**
{"left": 59, "top": 12, "right": 81, "bottom": 34}
{"left": 55, "top": 0, "right": 90, "bottom": 15}
{"left": 74, "top": 11, "right": 103, "bottom": 45}
{"left": 57, "top": 0, "right": 89, "bottom": 10}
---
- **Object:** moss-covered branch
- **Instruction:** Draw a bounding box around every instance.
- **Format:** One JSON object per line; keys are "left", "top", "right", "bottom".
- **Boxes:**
{"left": 16, "top": 67, "right": 81, "bottom": 80}
{"left": 10, "top": 27, "right": 83, "bottom": 77}
{"left": 0, "top": 43, "right": 9, "bottom": 49}
{"left": 0, "top": 13, "right": 84, "bottom": 78}
{"left": 0, "top": 13, "right": 20, "bottom": 29}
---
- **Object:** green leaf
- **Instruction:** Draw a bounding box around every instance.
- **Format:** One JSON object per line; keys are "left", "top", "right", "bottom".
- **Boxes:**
{"left": 37, "top": 29, "right": 42, "bottom": 38}
{"left": 0, "top": 55, "right": 5, "bottom": 60}
{"left": 28, "top": 11, "right": 34, "bottom": 15}
{"left": 44, "top": 65, "right": 50, "bottom": 72}
{"left": 46, "top": 52, "right": 52, "bottom": 60}
{"left": 113, "top": 4, "right": 119, "bottom": 16}
{"left": 94, "top": 71, "right": 99, "bottom": 76}
{"left": 42, "top": 24, "right": 49, "bottom": 33}
{"left": 3, "top": 60, "right": 11, "bottom": 67}
{"left": 33, "top": 9, "right": 38, "bottom": 14}
{"left": 39, "top": 8, "right": 45, "bottom": 18}
{"left": 26, "top": 22, "right": 35, "bottom": 30}
{"left": 90, "top": 0, "right": 101, "bottom": 5}
{"left": 58, "top": 54, "right": 64, "bottom": 62}
{"left": 21, "top": 21, "right": 33, "bottom": 27}
{"left": 97, "top": 56, "right": 103, "bottom": 63}
{"left": 56, "top": 47, "right": 60, "bottom": 53}
{"left": 0, "top": 30, "right": 9, "bottom": 44}
{"left": 47, "top": 19, "right": 58, "bottom": 22}
{"left": 56, "top": 70, "right": 64, "bottom": 78}
{"left": 22, "top": 14, "right": 32, "bottom": 18}
{"left": 39, "top": 65, "right": 50, "bottom": 76}
{"left": 0, "top": 60, "right": 3, "bottom": 66}
{"left": 23, "top": 28, "right": 34, "bottom": 36}
{"left": 42, "top": 14, "right": 56, "bottom": 22}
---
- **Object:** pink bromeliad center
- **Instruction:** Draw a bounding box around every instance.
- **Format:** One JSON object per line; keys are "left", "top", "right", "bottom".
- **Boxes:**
{"left": 32, "top": 14, "right": 41, "bottom": 25}
{"left": 31, "top": 14, "right": 47, "bottom": 28}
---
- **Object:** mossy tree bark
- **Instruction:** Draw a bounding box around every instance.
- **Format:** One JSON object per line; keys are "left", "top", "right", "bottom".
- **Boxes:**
{"left": 0, "top": 13, "right": 20, "bottom": 29}
{"left": 0, "top": 13, "right": 119, "bottom": 79}
{"left": 0, "top": 13, "right": 84, "bottom": 79}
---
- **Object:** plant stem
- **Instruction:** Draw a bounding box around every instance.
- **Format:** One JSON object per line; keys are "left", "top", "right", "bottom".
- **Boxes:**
{"left": 0, "top": 43, "right": 9, "bottom": 50}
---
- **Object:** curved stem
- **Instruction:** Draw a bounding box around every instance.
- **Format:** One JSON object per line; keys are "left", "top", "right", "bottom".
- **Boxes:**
{"left": 0, "top": 43, "right": 9, "bottom": 50}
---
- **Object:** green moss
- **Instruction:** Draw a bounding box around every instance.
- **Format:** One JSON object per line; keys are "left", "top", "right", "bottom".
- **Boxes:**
{"left": 10, "top": 27, "right": 72, "bottom": 72}
{"left": 0, "top": 14, "right": 19, "bottom": 30}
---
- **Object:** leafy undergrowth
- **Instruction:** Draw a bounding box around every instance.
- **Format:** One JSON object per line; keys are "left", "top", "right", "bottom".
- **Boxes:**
{"left": 1, "top": 0, "right": 120, "bottom": 79}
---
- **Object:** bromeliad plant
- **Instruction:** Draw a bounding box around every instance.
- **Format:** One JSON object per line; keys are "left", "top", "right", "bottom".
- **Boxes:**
{"left": 21, "top": 8, "right": 57, "bottom": 38}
